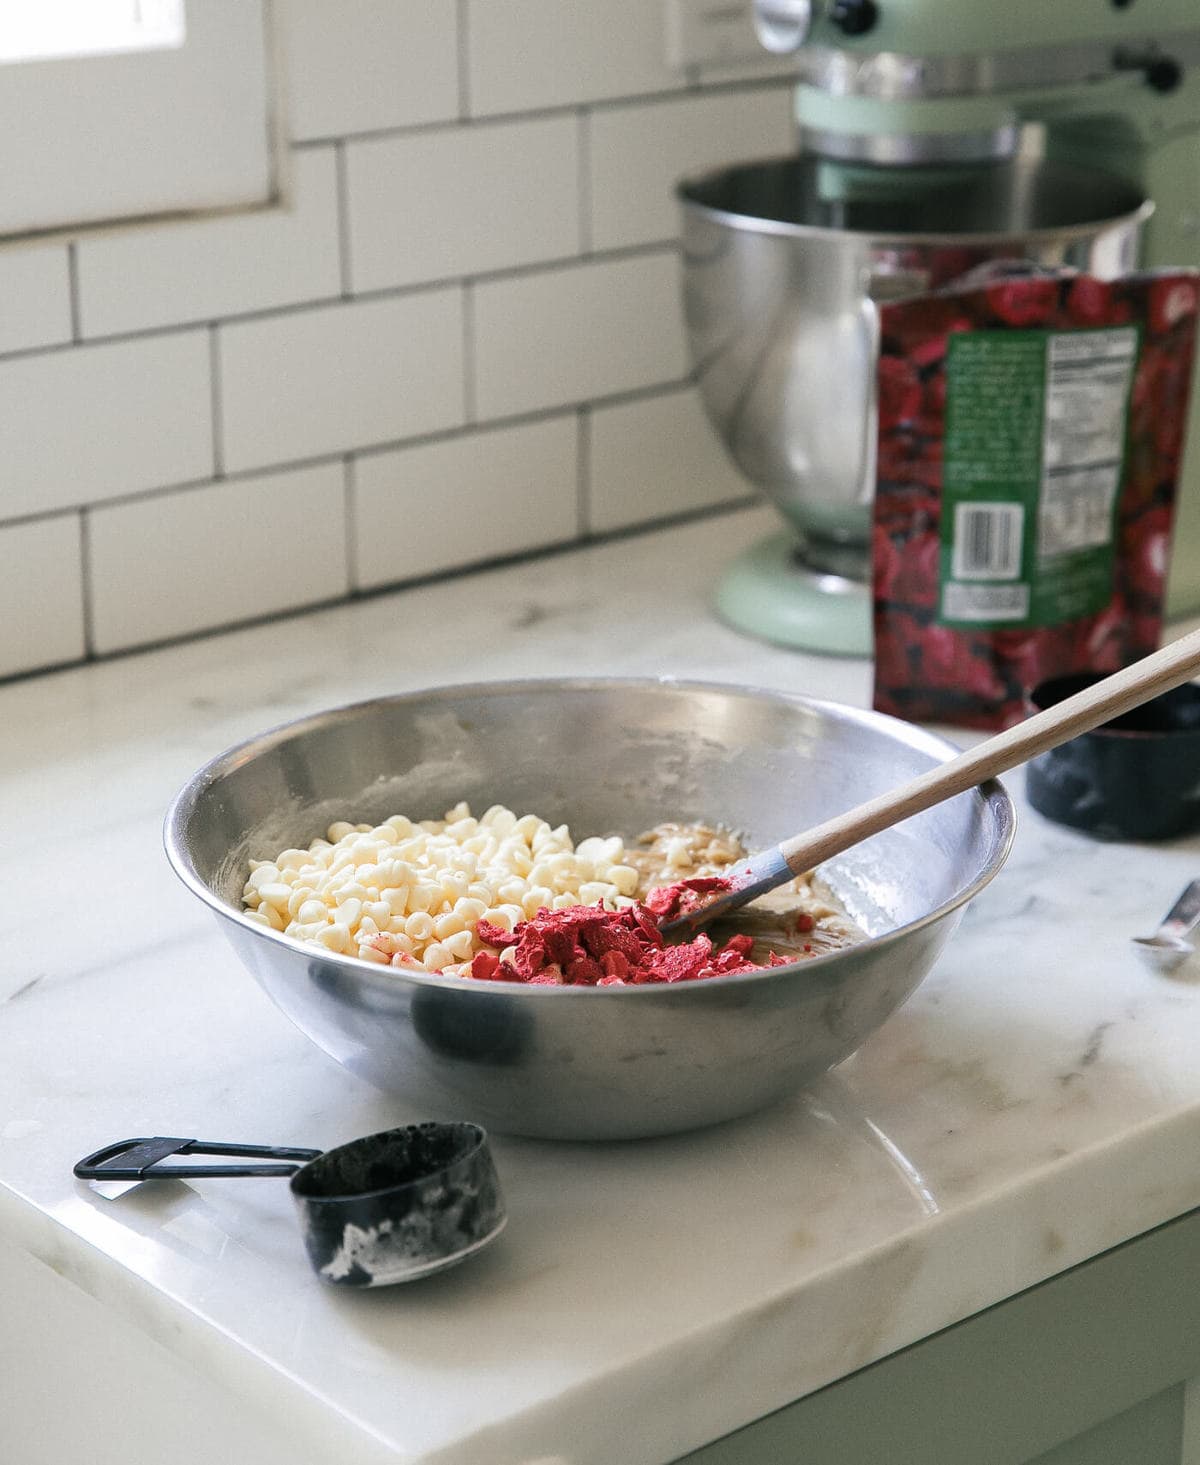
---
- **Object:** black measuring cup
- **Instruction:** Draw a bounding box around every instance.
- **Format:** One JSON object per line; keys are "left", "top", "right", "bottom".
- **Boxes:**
{"left": 75, "top": 1121, "right": 505, "bottom": 1287}
{"left": 1025, "top": 674, "right": 1200, "bottom": 840}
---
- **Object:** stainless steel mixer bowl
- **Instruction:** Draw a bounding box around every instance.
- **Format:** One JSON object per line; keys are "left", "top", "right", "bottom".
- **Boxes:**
{"left": 678, "top": 154, "right": 1151, "bottom": 577}
{"left": 165, "top": 680, "right": 1014, "bottom": 1141}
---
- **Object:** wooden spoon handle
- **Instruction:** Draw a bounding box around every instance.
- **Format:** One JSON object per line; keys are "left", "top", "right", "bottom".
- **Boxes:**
{"left": 778, "top": 626, "right": 1200, "bottom": 877}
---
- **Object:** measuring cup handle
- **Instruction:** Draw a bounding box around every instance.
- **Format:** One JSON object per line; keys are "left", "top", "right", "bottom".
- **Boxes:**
{"left": 74, "top": 1136, "right": 322, "bottom": 1182}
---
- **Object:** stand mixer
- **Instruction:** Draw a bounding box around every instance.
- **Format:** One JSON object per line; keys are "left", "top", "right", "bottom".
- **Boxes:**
{"left": 678, "top": 0, "right": 1200, "bottom": 655}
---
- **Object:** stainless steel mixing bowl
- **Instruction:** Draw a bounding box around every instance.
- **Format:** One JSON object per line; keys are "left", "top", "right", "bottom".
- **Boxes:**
{"left": 678, "top": 154, "right": 1151, "bottom": 578}
{"left": 166, "top": 680, "right": 1014, "bottom": 1140}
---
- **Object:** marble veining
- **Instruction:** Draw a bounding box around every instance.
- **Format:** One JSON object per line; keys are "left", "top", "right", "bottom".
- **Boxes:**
{"left": 3, "top": 506, "right": 1200, "bottom": 1464}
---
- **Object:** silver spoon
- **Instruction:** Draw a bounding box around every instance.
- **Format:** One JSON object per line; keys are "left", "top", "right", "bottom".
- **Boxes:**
{"left": 1132, "top": 879, "right": 1200, "bottom": 973}
{"left": 661, "top": 626, "right": 1200, "bottom": 941}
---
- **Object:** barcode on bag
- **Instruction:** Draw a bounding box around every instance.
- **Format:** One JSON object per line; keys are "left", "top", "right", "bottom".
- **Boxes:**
{"left": 951, "top": 502, "right": 1025, "bottom": 580}
{"left": 941, "top": 582, "right": 1030, "bottom": 622}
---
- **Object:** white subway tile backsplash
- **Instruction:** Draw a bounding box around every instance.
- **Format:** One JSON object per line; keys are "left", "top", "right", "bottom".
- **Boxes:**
{"left": 0, "top": 516, "right": 84, "bottom": 678}
{"left": 0, "top": 333, "right": 212, "bottom": 519}
{"left": 4, "top": 3, "right": 779, "bottom": 682}
{"left": 88, "top": 464, "right": 348, "bottom": 653}
{"left": 76, "top": 150, "right": 341, "bottom": 336}
{"left": 0, "top": 245, "right": 72, "bottom": 354}
{"left": 346, "top": 117, "right": 580, "bottom": 292}
{"left": 354, "top": 417, "right": 577, "bottom": 589}
{"left": 467, "top": 0, "right": 685, "bottom": 115}
{"left": 280, "top": 0, "right": 459, "bottom": 141}
{"left": 219, "top": 291, "right": 465, "bottom": 472}
{"left": 688, "top": 54, "right": 802, "bottom": 85}
{"left": 473, "top": 252, "right": 687, "bottom": 420}
{"left": 589, "top": 388, "right": 749, "bottom": 532}
{"left": 590, "top": 88, "right": 795, "bottom": 250}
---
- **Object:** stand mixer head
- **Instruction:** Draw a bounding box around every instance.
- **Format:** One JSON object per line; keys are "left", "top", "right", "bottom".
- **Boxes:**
{"left": 679, "top": 0, "right": 1200, "bottom": 654}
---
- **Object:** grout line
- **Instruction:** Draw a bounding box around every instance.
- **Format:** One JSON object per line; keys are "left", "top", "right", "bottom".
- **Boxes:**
{"left": 1, "top": 652, "right": 91, "bottom": 687}
{"left": 78, "top": 508, "right": 95, "bottom": 657}
{"left": 334, "top": 140, "right": 353, "bottom": 298}
{"left": 591, "top": 72, "right": 799, "bottom": 111}
{"left": 347, "top": 376, "right": 691, "bottom": 463}
{"left": 343, "top": 456, "right": 358, "bottom": 591}
{"left": 576, "top": 408, "right": 592, "bottom": 536}
{"left": 0, "top": 316, "right": 263, "bottom": 365}
{"left": 66, "top": 244, "right": 82, "bottom": 342}
{"left": 366, "top": 240, "right": 676, "bottom": 293}
{"left": 208, "top": 325, "right": 224, "bottom": 478}
{"left": 0, "top": 500, "right": 760, "bottom": 688}
{"left": 0, "top": 242, "right": 679, "bottom": 367}
{"left": 287, "top": 73, "right": 798, "bottom": 147}
{"left": 461, "top": 282, "right": 476, "bottom": 424}
{"left": 577, "top": 110, "right": 593, "bottom": 256}
{"left": 456, "top": 0, "right": 471, "bottom": 120}
{"left": 0, "top": 380, "right": 699, "bottom": 532}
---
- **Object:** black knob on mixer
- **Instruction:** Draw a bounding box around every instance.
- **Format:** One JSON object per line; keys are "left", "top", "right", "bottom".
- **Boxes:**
{"left": 1145, "top": 56, "right": 1183, "bottom": 92}
{"left": 1113, "top": 45, "right": 1183, "bottom": 93}
{"left": 829, "top": 0, "right": 879, "bottom": 35}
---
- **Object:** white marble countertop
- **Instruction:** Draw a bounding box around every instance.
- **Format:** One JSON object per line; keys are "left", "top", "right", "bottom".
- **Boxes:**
{"left": 4, "top": 505, "right": 1200, "bottom": 1465}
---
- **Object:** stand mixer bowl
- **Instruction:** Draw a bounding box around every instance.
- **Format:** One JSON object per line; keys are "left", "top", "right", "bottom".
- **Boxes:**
{"left": 678, "top": 155, "right": 1150, "bottom": 594}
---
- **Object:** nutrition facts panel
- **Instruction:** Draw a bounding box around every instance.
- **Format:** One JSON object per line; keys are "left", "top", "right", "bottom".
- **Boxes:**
{"left": 1037, "top": 327, "right": 1138, "bottom": 560}
{"left": 939, "top": 321, "right": 1140, "bottom": 630}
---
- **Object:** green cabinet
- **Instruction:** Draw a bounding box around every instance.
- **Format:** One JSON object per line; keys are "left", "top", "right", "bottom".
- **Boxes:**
{"left": 1034, "top": 1388, "right": 1182, "bottom": 1465}
{"left": 679, "top": 1209, "right": 1200, "bottom": 1465}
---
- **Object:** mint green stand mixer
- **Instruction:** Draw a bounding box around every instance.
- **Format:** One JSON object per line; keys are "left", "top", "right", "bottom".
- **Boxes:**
{"left": 678, "top": 0, "right": 1200, "bottom": 655}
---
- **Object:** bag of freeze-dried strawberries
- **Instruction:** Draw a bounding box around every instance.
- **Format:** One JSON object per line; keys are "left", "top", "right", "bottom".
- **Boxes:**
{"left": 872, "top": 267, "right": 1199, "bottom": 729}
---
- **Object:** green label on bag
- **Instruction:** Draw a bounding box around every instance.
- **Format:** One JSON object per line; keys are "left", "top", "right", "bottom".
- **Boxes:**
{"left": 938, "top": 326, "right": 1138, "bottom": 630}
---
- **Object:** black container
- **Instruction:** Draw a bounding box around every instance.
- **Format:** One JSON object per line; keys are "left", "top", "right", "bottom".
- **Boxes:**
{"left": 1025, "top": 674, "right": 1200, "bottom": 840}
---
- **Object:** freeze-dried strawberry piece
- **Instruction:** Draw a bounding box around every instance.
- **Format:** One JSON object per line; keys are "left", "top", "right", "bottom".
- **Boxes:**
{"left": 648, "top": 936, "right": 713, "bottom": 983}
{"left": 470, "top": 950, "right": 501, "bottom": 981}
{"left": 462, "top": 896, "right": 785, "bottom": 986}
{"left": 512, "top": 932, "right": 547, "bottom": 981}
{"left": 600, "top": 949, "right": 631, "bottom": 980}
{"left": 475, "top": 919, "right": 512, "bottom": 949}
{"left": 642, "top": 886, "right": 678, "bottom": 918}
{"left": 642, "top": 877, "right": 730, "bottom": 921}
{"left": 710, "top": 950, "right": 749, "bottom": 975}
{"left": 542, "top": 923, "right": 582, "bottom": 968}
{"left": 566, "top": 954, "right": 603, "bottom": 985}
{"left": 462, "top": 874, "right": 797, "bottom": 986}
{"left": 631, "top": 905, "right": 664, "bottom": 945}
{"left": 581, "top": 919, "right": 643, "bottom": 963}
